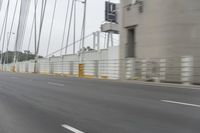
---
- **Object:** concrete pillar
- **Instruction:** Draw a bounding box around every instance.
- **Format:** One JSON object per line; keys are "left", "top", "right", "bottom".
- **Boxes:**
{"left": 159, "top": 59, "right": 166, "bottom": 81}
{"left": 181, "top": 56, "right": 193, "bottom": 84}
{"left": 141, "top": 60, "right": 147, "bottom": 80}
{"left": 93, "top": 31, "right": 100, "bottom": 51}
{"left": 69, "top": 61, "right": 74, "bottom": 75}
{"left": 125, "top": 58, "right": 135, "bottom": 80}
{"left": 94, "top": 60, "right": 99, "bottom": 78}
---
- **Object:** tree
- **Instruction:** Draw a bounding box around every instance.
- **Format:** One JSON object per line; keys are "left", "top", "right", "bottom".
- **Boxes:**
{"left": 0, "top": 51, "right": 43, "bottom": 64}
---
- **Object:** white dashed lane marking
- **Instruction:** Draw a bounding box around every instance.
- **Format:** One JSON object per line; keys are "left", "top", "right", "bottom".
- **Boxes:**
{"left": 62, "top": 124, "right": 85, "bottom": 133}
{"left": 162, "top": 100, "right": 200, "bottom": 108}
{"left": 48, "top": 82, "right": 64, "bottom": 87}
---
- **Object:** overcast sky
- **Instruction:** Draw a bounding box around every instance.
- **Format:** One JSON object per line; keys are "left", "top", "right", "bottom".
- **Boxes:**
{"left": 0, "top": 0, "right": 119, "bottom": 56}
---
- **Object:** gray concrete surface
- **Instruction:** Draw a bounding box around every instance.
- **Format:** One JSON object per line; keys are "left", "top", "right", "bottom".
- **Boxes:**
{"left": 119, "top": 0, "right": 200, "bottom": 81}
{"left": 120, "top": 0, "right": 200, "bottom": 58}
{"left": 0, "top": 72, "right": 199, "bottom": 133}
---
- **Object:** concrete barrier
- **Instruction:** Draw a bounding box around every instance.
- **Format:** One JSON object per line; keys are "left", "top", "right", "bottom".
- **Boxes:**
{"left": 2, "top": 48, "right": 200, "bottom": 85}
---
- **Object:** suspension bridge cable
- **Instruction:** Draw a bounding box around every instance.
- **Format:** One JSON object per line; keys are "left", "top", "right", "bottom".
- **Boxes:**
{"left": 5, "top": 0, "right": 19, "bottom": 64}
{"left": 14, "top": 0, "right": 31, "bottom": 62}
{"left": 16, "top": 0, "right": 31, "bottom": 62}
{"left": 1, "top": 0, "right": 10, "bottom": 64}
{"left": 0, "top": 0, "right": 2, "bottom": 11}
{"left": 60, "top": 0, "right": 71, "bottom": 56}
{"left": 34, "top": 0, "right": 45, "bottom": 57}
{"left": 65, "top": 0, "right": 75, "bottom": 54}
{"left": 19, "top": 0, "right": 32, "bottom": 51}
{"left": 0, "top": 8, "right": 7, "bottom": 45}
{"left": 26, "top": 0, "right": 39, "bottom": 61}
{"left": 36, "top": 0, "right": 47, "bottom": 57}
{"left": 46, "top": 32, "right": 93, "bottom": 58}
{"left": 17, "top": 1, "right": 31, "bottom": 61}
{"left": 13, "top": 0, "right": 23, "bottom": 63}
{"left": 46, "top": 0, "right": 57, "bottom": 56}
{"left": 18, "top": 1, "right": 31, "bottom": 50}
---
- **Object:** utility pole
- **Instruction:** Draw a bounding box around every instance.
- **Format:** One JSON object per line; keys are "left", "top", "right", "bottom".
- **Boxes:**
{"left": 73, "top": 0, "right": 76, "bottom": 54}
{"left": 80, "top": 0, "right": 87, "bottom": 62}
{"left": 82, "top": 0, "right": 87, "bottom": 49}
{"left": 1, "top": 0, "right": 10, "bottom": 68}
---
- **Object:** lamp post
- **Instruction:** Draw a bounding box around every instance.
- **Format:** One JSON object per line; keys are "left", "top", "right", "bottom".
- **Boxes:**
{"left": 76, "top": 0, "right": 87, "bottom": 62}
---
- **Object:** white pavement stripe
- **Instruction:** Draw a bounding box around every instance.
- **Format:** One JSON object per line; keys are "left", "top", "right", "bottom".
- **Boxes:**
{"left": 62, "top": 124, "right": 85, "bottom": 133}
{"left": 47, "top": 82, "right": 64, "bottom": 87}
{"left": 162, "top": 100, "right": 200, "bottom": 108}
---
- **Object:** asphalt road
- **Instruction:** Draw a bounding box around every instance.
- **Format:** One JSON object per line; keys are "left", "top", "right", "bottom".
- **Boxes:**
{"left": 0, "top": 72, "right": 199, "bottom": 133}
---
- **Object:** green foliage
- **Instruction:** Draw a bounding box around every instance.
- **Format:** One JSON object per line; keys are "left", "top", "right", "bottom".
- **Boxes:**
{"left": 0, "top": 51, "right": 43, "bottom": 64}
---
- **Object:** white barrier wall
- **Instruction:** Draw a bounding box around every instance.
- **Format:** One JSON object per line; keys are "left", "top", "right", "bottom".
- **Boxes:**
{"left": 1, "top": 46, "right": 120, "bottom": 80}
{"left": 1, "top": 56, "right": 199, "bottom": 84}
{"left": 49, "top": 57, "right": 62, "bottom": 74}
{"left": 28, "top": 60, "right": 36, "bottom": 73}
{"left": 62, "top": 54, "right": 78, "bottom": 75}
{"left": 81, "top": 49, "right": 108, "bottom": 78}
{"left": 38, "top": 58, "right": 50, "bottom": 74}
{"left": 181, "top": 56, "right": 193, "bottom": 84}
{"left": 3, "top": 46, "right": 199, "bottom": 85}
{"left": 20, "top": 61, "right": 29, "bottom": 73}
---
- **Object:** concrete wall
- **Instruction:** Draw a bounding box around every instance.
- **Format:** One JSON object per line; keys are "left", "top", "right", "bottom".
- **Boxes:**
{"left": 28, "top": 60, "right": 36, "bottom": 73}
{"left": 38, "top": 58, "right": 50, "bottom": 74}
{"left": 3, "top": 46, "right": 120, "bottom": 79}
{"left": 120, "top": 0, "right": 200, "bottom": 82}
{"left": 2, "top": 53, "right": 200, "bottom": 84}
{"left": 120, "top": 0, "right": 200, "bottom": 59}
{"left": 62, "top": 54, "right": 78, "bottom": 75}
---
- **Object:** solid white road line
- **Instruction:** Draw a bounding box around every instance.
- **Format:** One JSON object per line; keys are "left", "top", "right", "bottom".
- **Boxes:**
{"left": 61, "top": 124, "right": 85, "bottom": 133}
{"left": 162, "top": 100, "right": 200, "bottom": 108}
{"left": 47, "top": 82, "right": 64, "bottom": 87}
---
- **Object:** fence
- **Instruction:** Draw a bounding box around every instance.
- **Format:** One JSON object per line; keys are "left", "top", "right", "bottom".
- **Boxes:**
{"left": 1, "top": 56, "right": 200, "bottom": 85}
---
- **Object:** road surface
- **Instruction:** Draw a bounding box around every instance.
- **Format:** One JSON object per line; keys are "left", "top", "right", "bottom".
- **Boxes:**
{"left": 0, "top": 72, "right": 199, "bottom": 133}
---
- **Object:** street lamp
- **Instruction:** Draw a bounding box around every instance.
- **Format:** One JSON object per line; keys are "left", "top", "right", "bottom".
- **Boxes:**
{"left": 75, "top": 0, "right": 87, "bottom": 62}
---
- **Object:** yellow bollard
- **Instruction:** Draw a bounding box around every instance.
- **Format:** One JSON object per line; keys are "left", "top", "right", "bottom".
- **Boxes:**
{"left": 78, "top": 64, "right": 84, "bottom": 78}
{"left": 11, "top": 66, "right": 16, "bottom": 72}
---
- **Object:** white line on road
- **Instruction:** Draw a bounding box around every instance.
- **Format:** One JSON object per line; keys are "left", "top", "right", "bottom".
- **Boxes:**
{"left": 47, "top": 82, "right": 64, "bottom": 87}
{"left": 62, "top": 124, "right": 85, "bottom": 133}
{"left": 162, "top": 100, "right": 200, "bottom": 108}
